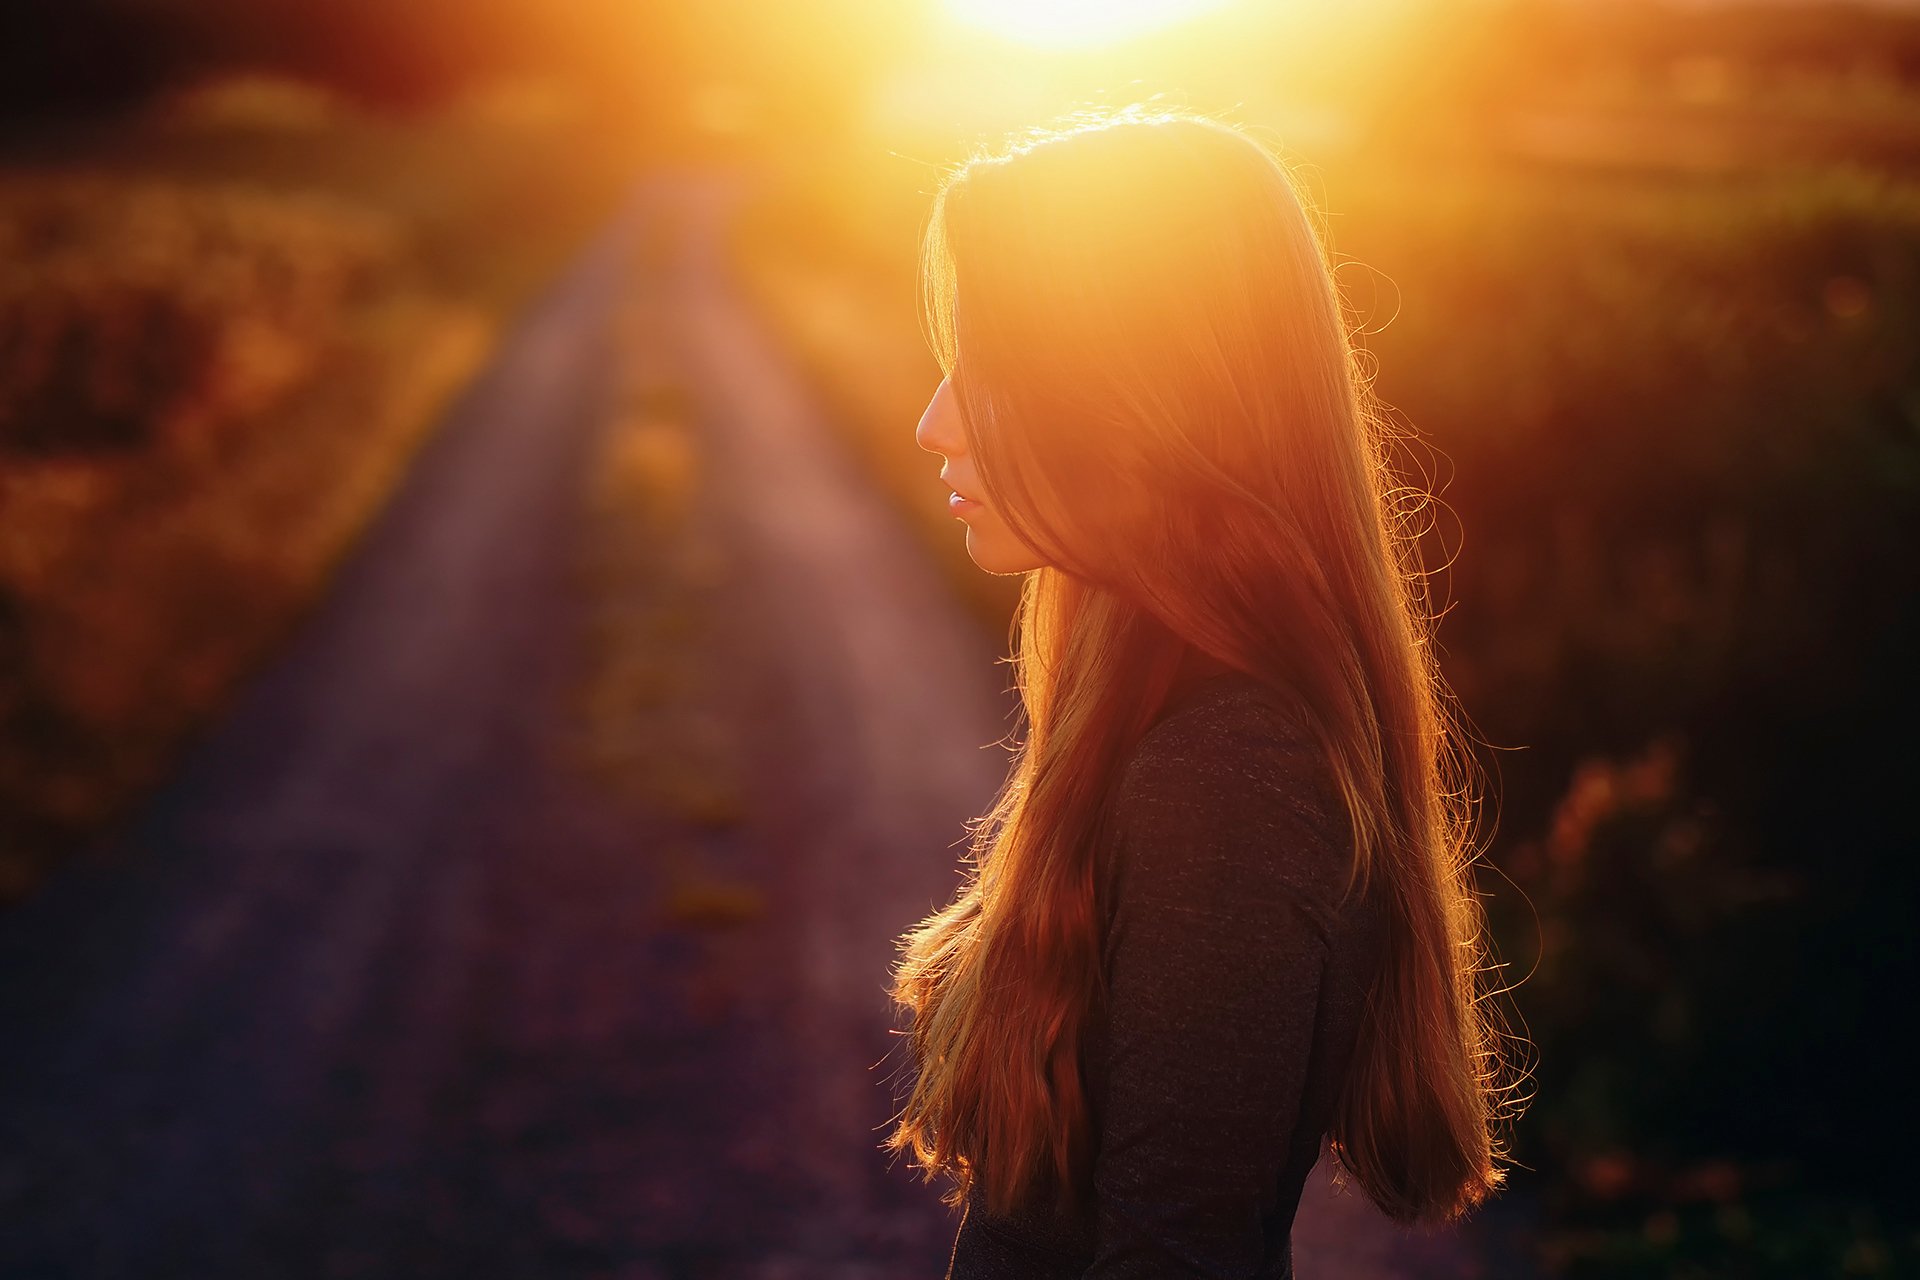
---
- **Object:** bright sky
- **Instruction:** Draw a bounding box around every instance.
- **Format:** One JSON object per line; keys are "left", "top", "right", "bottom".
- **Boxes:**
{"left": 942, "top": 0, "right": 1236, "bottom": 48}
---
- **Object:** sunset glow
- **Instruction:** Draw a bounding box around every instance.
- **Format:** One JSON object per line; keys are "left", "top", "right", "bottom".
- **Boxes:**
{"left": 943, "top": 0, "right": 1235, "bottom": 49}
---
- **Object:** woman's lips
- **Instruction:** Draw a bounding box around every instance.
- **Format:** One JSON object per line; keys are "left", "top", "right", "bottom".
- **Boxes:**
{"left": 949, "top": 491, "right": 982, "bottom": 514}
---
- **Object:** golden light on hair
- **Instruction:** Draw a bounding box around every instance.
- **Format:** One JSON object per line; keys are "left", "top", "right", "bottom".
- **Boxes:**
{"left": 942, "top": 0, "right": 1235, "bottom": 49}
{"left": 886, "top": 108, "right": 1522, "bottom": 1229}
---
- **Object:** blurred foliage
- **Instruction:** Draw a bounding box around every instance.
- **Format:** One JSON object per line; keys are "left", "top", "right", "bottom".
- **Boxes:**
{"left": 0, "top": 174, "right": 400, "bottom": 454}
{"left": 0, "top": 91, "right": 629, "bottom": 905}
{"left": 732, "top": 100, "right": 1920, "bottom": 1280}
{"left": 0, "top": 0, "right": 911, "bottom": 157}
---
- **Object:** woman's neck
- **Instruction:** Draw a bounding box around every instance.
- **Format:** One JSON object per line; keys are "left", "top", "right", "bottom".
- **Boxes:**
{"left": 1169, "top": 648, "right": 1238, "bottom": 700}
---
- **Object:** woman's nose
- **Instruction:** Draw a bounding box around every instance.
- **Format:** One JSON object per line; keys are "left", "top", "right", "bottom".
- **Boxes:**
{"left": 915, "top": 378, "right": 961, "bottom": 456}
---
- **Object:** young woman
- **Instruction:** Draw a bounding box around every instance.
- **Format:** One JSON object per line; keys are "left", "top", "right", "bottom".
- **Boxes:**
{"left": 886, "top": 109, "right": 1526, "bottom": 1278}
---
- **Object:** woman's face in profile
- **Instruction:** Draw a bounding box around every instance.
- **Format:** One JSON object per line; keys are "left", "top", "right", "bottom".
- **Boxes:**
{"left": 915, "top": 377, "right": 1049, "bottom": 576}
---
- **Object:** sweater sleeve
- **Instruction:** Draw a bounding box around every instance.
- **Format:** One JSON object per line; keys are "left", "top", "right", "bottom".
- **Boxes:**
{"left": 1083, "top": 705, "right": 1346, "bottom": 1279}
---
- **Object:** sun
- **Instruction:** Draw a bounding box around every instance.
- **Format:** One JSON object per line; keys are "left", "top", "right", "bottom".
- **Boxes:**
{"left": 943, "top": 0, "right": 1235, "bottom": 49}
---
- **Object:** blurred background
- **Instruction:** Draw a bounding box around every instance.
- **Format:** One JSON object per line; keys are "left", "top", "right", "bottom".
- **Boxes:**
{"left": 1, "top": 0, "right": 1916, "bottom": 1276}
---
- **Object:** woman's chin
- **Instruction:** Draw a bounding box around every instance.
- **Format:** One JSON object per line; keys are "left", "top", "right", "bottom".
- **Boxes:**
{"left": 964, "top": 527, "right": 1045, "bottom": 576}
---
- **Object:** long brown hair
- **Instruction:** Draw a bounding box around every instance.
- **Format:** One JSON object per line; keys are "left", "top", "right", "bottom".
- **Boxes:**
{"left": 883, "top": 107, "right": 1526, "bottom": 1227}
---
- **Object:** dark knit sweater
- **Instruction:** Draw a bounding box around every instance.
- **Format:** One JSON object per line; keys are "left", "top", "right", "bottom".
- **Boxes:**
{"left": 944, "top": 671, "right": 1391, "bottom": 1279}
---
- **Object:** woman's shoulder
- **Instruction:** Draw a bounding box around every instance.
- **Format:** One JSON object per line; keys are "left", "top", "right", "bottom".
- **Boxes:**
{"left": 1117, "top": 672, "right": 1327, "bottom": 810}
{"left": 1108, "top": 671, "right": 1358, "bottom": 925}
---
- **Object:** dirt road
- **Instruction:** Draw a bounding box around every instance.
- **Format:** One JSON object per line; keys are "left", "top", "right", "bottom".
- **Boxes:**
{"left": 0, "top": 176, "right": 1531, "bottom": 1279}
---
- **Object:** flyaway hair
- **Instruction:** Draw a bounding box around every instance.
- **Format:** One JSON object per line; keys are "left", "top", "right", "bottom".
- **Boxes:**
{"left": 885, "top": 106, "right": 1528, "bottom": 1227}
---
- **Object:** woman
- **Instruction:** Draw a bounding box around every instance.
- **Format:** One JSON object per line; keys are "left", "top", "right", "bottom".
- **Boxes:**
{"left": 885, "top": 108, "right": 1526, "bottom": 1278}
